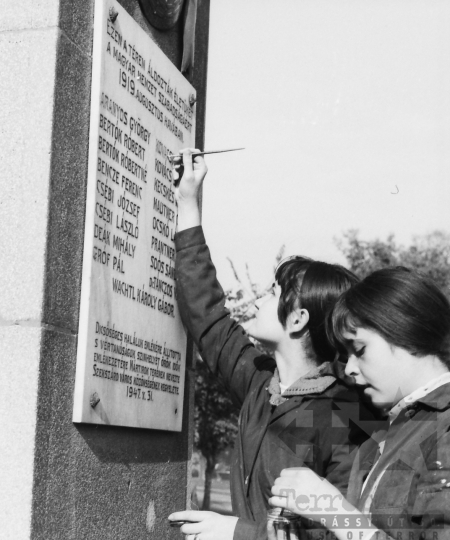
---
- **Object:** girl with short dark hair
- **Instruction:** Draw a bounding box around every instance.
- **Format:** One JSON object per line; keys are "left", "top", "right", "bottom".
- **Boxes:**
{"left": 168, "top": 151, "right": 376, "bottom": 540}
{"left": 271, "top": 266, "right": 450, "bottom": 540}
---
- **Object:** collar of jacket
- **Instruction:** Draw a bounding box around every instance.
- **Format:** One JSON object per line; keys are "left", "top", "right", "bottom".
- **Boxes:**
{"left": 414, "top": 381, "right": 450, "bottom": 411}
{"left": 267, "top": 361, "right": 337, "bottom": 406}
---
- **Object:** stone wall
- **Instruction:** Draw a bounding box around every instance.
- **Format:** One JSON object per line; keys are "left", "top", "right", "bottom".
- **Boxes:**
{"left": 0, "top": 1, "right": 209, "bottom": 538}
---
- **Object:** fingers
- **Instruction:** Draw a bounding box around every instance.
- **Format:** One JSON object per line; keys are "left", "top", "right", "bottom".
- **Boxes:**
{"left": 181, "top": 148, "right": 196, "bottom": 177}
{"left": 172, "top": 155, "right": 184, "bottom": 186}
{"left": 168, "top": 510, "right": 201, "bottom": 534}
{"left": 268, "top": 495, "right": 290, "bottom": 509}
{"left": 181, "top": 521, "right": 202, "bottom": 535}
{"left": 270, "top": 468, "right": 314, "bottom": 507}
{"left": 183, "top": 149, "right": 207, "bottom": 177}
{"left": 168, "top": 510, "right": 205, "bottom": 522}
{"left": 272, "top": 476, "right": 303, "bottom": 491}
{"left": 180, "top": 147, "right": 202, "bottom": 179}
{"left": 279, "top": 467, "right": 310, "bottom": 477}
{"left": 191, "top": 152, "right": 207, "bottom": 172}
{"left": 272, "top": 467, "right": 321, "bottom": 490}
{"left": 172, "top": 148, "right": 207, "bottom": 191}
{"left": 271, "top": 481, "right": 302, "bottom": 503}
{"left": 176, "top": 511, "right": 212, "bottom": 535}
{"left": 172, "top": 157, "right": 182, "bottom": 183}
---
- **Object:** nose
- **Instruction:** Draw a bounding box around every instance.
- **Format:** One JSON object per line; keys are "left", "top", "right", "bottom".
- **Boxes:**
{"left": 344, "top": 354, "right": 360, "bottom": 378}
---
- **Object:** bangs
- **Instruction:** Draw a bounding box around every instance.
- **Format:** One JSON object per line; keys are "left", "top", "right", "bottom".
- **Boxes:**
{"left": 275, "top": 261, "right": 300, "bottom": 294}
{"left": 274, "top": 255, "right": 312, "bottom": 285}
{"left": 328, "top": 296, "right": 361, "bottom": 353}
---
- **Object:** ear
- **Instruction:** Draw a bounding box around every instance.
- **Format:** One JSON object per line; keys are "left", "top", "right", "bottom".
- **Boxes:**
{"left": 286, "top": 308, "right": 309, "bottom": 334}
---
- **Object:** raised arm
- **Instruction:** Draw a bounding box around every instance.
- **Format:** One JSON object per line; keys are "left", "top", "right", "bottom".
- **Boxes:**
{"left": 174, "top": 151, "right": 274, "bottom": 407}
{"left": 173, "top": 148, "right": 204, "bottom": 231}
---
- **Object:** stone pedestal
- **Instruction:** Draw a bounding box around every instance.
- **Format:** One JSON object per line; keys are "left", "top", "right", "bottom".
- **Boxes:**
{"left": 0, "top": 1, "right": 209, "bottom": 538}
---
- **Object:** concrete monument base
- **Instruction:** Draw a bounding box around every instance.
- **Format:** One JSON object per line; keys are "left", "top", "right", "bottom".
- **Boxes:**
{"left": 0, "top": 1, "right": 209, "bottom": 538}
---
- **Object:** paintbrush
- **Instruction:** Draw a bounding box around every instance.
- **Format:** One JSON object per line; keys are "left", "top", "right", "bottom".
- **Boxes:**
{"left": 170, "top": 147, "right": 245, "bottom": 162}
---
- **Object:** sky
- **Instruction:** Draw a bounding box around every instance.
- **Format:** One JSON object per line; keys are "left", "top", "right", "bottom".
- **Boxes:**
{"left": 201, "top": 0, "right": 450, "bottom": 291}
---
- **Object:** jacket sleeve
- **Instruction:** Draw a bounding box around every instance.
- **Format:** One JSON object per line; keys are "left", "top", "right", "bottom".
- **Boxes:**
{"left": 365, "top": 426, "right": 450, "bottom": 540}
{"left": 404, "top": 428, "right": 450, "bottom": 540}
{"left": 322, "top": 395, "right": 380, "bottom": 496}
{"left": 233, "top": 518, "right": 260, "bottom": 540}
{"left": 175, "top": 226, "right": 274, "bottom": 407}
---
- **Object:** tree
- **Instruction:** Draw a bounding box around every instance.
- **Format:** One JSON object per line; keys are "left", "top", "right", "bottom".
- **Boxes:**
{"left": 400, "top": 231, "right": 450, "bottom": 292}
{"left": 335, "top": 230, "right": 399, "bottom": 278}
{"left": 194, "top": 247, "right": 285, "bottom": 509}
{"left": 194, "top": 356, "right": 239, "bottom": 510}
{"left": 336, "top": 229, "right": 450, "bottom": 295}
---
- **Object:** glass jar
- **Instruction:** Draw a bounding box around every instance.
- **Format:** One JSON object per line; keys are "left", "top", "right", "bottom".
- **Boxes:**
{"left": 267, "top": 508, "right": 302, "bottom": 540}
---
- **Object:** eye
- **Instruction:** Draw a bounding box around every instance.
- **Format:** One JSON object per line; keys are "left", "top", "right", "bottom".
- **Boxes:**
{"left": 353, "top": 346, "right": 366, "bottom": 358}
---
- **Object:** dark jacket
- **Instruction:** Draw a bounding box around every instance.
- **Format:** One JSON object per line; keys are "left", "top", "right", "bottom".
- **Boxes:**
{"left": 175, "top": 227, "right": 376, "bottom": 540}
{"left": 346, "top": 383, "right": 450, "bottom": 540}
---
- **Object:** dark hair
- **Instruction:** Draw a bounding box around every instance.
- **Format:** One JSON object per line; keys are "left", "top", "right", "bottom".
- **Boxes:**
{"left": 330, "top": 267, "right": 450, "bottom": 366}
{"left": 275, "top": 257, "right": 359, "bottom": 361}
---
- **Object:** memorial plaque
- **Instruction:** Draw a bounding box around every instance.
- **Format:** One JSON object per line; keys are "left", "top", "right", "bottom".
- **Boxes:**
{"left": 73, "top": 0, "right": 195, "bottom": 430}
